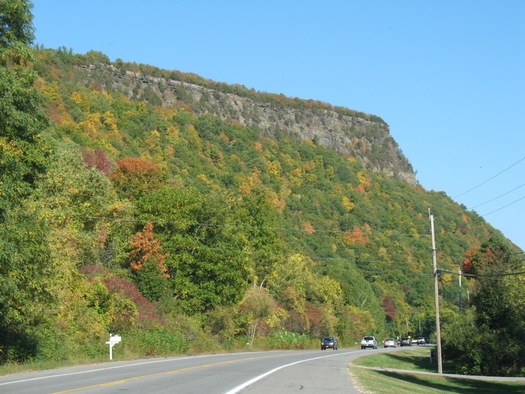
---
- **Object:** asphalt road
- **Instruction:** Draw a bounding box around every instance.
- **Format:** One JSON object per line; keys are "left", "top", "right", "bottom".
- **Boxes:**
{"left": 0, "top": 348, "right": 388, "bottom": 393}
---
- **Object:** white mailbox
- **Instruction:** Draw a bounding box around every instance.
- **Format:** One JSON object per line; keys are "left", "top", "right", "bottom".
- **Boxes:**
{"left": 106, "top": 334, "right": 122, "bottom": 360}
{"left": 108, "top": 335, "right": 121, "bottom": 344}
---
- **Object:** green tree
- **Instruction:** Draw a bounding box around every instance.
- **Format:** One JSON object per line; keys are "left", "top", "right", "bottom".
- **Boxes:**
{"left": 235, "top": 192, "right": 284, "bottom": 286}
{"left": 237, "top": 286, "right": 286, "bottom": 346}
{"left": 136, "top": 187, "right": 250, "bottom": 312}
{"left": 0, "top": 204, "right": 56, "bottom": 362}
{"left": 0, "top": 0, "right": 58, "bottom": 363}
{"left": 445, "top": 237, "right": 525, "bottom": 376}
{"left": 441, "top": 309, "right": 483, "bottom": 375}
{"left": 0, "top": 0, "right": 49, "bottom": 220}
{"left": 32, "top": 142, "right": 125, "bottom": 266}
{"left": 21, "top": 141, "right": 134, "bottom": 360}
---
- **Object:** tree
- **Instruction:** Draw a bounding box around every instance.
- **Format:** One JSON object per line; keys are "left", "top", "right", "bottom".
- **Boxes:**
{"left": 129, "top": 222, "right": 169, "bottom": 301}
{"left": 31, "top": 141, "right": 127, "bottom": 266}
{"left": 237, "top": 287, "right": 286, "bottom": 346}
{"left": 110, "top": 157, "right": 165, "bottom": 200}
{"left": 0, "top": 0, "right": 49, "bottom": 221}
{"left": 82, "top": 148, "right": 112, "bottom": 175}
{"left": 136, "top": 187, "right": 250, "bottom": 312}
{"left": 17, "top": 141, "right": 134, "bottom": 360}
{"left": 235, "top": 192, "right": 284, "bottom": 286}
{"left": 0, "top": 0, "right": 34, "bottom": 50}
{"left": 441, "top": 309, "right": 483, "bottom": 375}
{"left": 269, "top": 254, "right": 345, "bottom": 336}
{"left": 445, "top": 237, "right": 525, "bottom": 376}
{"left": 0, "top": 204, "right": 56, "bottom": 362}
{"left": 0, "top": 0, "right": 57, "bottom": 363}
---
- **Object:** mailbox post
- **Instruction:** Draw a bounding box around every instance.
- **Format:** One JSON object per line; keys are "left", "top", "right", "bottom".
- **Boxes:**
{"left": 106, "top": 334, "right": 121, "bottom": 360}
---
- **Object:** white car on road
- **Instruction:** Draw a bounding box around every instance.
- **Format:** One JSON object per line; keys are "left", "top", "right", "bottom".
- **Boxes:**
{"left": 361, "top": 336, "right": 378, "bottom": 349}
{"left": 383, "top": 338, "right": 397, "bottom": 348}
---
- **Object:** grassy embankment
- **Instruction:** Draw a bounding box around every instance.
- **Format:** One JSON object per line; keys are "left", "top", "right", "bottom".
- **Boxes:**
{"left": 350, "top": 347, "right": 525, "bottom": 393}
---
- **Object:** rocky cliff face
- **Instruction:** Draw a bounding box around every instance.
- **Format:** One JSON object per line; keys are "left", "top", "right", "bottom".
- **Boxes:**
{"left": 82, "top": 63, "right": 416, "bottom": 184}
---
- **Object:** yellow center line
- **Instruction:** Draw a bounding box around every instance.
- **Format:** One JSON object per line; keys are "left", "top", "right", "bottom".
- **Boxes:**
{"left": 52, "top": 353, "right": 291, "bottom": 393}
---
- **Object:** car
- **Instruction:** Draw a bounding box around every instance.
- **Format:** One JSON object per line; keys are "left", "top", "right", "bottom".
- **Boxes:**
{"left": 383, "top": 338, "right": 396, "bottom": 348}
{"left": 417, "top": 337, "right": 428, "bottom": 345}
{"left": 321, "top": 336, "right": 338, "bottom": 350}
{"left": 360, "top": 336, "right": 378, "bottom": 349}
{"left": 400, "top": 337, "right": 412, "bottom": 346}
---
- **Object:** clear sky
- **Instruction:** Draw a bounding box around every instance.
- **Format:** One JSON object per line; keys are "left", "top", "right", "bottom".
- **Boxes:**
{"left": 31, "top": 1, "right": 524, "bottom": 251}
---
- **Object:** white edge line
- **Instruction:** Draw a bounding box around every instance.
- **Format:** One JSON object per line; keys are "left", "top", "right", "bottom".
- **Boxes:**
{"left": 0, "top": 352, "right": 271, "bottom": 386}
{"left": 224, "top": 351, "right": 355, "bottom": 394}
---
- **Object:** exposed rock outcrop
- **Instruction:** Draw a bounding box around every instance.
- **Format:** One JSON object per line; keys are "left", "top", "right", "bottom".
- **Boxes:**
{"left": 81, "top": 63, "right": 416, "bottom": 184}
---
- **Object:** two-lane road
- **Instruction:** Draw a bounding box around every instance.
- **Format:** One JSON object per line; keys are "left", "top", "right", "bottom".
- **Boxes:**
{"left": 0, "top": 348, "right": 394, "bottom": 393}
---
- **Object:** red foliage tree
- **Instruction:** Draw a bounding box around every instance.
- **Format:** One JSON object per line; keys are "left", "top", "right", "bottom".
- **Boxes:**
{"left": 110, "top": 157, "right": 164, "bottom": 200}
{"left": 129, "top": 222, "right": 168, "bottom": 278}
{"left": 82, "top": 148, "right": 112, "bottom": 175}
{"left": 382, "top": 295, "right": 396, "bottom": 320}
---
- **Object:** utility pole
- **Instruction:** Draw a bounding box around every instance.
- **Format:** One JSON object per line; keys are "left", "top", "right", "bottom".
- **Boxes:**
{"left": 430, "top": 212, "right": 443, "bottom": 374}
{"left": 459, "top": 267, "right": 462, "bottom": 312}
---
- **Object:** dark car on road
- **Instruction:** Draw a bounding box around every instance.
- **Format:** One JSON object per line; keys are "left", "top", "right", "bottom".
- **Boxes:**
{"left": 321, "top": 336, "right": 338, "bottom": 350}
{"left": 400, "top": 337, "right": 412, "bottom": 346}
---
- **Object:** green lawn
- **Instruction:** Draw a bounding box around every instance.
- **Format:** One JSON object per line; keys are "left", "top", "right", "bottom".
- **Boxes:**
{"left": 350, "top": 347, "right": 525, "bottom": 394}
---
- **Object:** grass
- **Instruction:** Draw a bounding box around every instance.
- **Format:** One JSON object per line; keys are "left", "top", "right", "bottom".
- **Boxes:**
{"left": 350, "top": 347, "right": 525, "bottom": 394}
{"left": 0, "top": 356, "right": 110, "bottom": 377}
{"left": 354, "top": 347, "right": 440, "bottom": 372}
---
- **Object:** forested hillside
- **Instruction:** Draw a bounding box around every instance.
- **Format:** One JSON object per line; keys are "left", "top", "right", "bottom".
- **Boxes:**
{"left": 63, "top": 54, "right": 416, "bottom": 184}
{"left": 1, "top": 1, "right": 523, "bottom": 376}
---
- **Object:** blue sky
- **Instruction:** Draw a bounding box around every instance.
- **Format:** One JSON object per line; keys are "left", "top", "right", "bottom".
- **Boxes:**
{"left": 31, "top": 1, "right": 524, "bottom": 251}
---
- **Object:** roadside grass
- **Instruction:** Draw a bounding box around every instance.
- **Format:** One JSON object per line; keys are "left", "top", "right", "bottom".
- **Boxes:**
{"left": 350, "top": 347, "right": 525, "bottom": 394}
{"left": 0, "top": 357, "right": 109, "bottom": 377}
{"left": 353, "top": 347, "right": 440, "bottom": 373}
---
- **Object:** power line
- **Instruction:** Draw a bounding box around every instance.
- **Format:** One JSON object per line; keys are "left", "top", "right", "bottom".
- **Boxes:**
{"left": 481, "top": 194, "right": 525, "bottom": 216}
{"left": 440, "top": 268, "right": 525, "bottom": 278}
{"left": 453, "top": 156, "right": 525, "bottom": 199}
{"left": 471, "top": 183, "right": 525, "bottom": 209}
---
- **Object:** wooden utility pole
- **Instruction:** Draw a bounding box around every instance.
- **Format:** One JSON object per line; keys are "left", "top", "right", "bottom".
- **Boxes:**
{"left": 430, "top": 212, "right": 443, "bottom": 374}
{"left": 459, "top": 267, "right": 463, "bottom": 312}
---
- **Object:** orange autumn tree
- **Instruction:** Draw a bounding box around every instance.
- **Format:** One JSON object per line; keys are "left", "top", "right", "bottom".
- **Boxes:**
{"left": 342, "top": 224, "right": 371, "bottom": 245}
{"left": 110, "top": 157, "right": 164, "bottom": 200}
{"left": 129, "top": 222, "right": 169, "bottom": 301}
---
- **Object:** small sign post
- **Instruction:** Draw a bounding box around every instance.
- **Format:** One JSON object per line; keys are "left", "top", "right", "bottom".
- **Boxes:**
{"left": 106, "top": 334, "right": 121, "bottom": 360}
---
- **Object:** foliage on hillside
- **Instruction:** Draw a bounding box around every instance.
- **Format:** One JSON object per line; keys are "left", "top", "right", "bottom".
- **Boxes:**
{"left": 32, "top": 46, "right": 415, "bottom": 183}
{"left": 1, "top": 3, "right": 523, "bottom": 376}
{"left": 0, "top": 0, "right": 56, "bottom": 363}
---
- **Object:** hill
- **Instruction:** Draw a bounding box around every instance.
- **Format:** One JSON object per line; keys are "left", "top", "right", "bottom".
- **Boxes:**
{"left": 1, "top": 41, "right": 522, "bottom": 370}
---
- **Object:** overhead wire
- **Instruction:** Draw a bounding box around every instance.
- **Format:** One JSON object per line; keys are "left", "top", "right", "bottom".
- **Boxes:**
{"left": 453, "top": 155, "right": 525, "bottom": 199}
{"left": 440, "top": 268, "right": 525, "bottom": 278}
{"left": 481, "top": 194, "right": 525, "bottom": 217}
{"left": 449, "top": 156, "right": 525, "bottom": 233}
{"left": 471, "top": 183, "right": 525, "bottom": 209}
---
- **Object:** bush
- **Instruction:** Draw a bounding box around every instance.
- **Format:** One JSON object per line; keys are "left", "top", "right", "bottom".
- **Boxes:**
{"left": 264, "top": 330, "right": 314, "bottom": 350}
{"left": 124, "top": 326, "right": 188, "bottom": 357}
{"left": 442, "top": 310, "right": 483, "bottom": 375}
